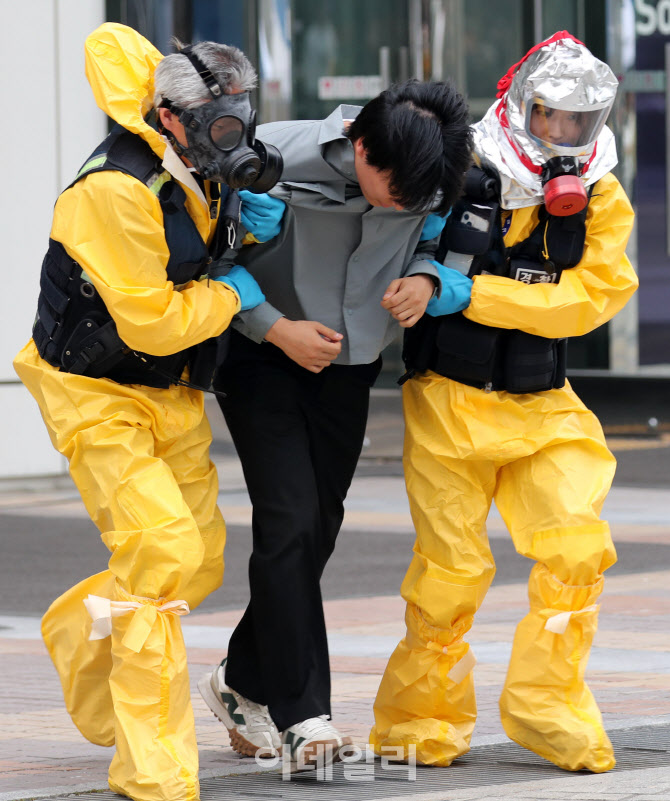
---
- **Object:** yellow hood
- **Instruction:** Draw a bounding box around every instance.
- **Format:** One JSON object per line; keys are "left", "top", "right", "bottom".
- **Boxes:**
{"left": 85, "top": 23, "right": 166, "bottom": 158}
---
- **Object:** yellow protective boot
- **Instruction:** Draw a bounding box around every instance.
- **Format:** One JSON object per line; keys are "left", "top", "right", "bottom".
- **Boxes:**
{"left": 500, "top": 564, "right": 614, "bottom": 772}
{"left": 40, "top": 516, "right": 225, "bottom": 751}
{"left": 106, "top": 585, "right": 199, "bottom": 801}
{"left": 371, "top": 603, "right": 477, "bottom": 766}
{"left": 41, "top": 570, "right": 117, "bottom": 746}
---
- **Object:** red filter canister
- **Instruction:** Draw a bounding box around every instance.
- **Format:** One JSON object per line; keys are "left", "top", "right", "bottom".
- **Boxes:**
{"left": 543, "top": 174, "right": 587, "bottom": 216}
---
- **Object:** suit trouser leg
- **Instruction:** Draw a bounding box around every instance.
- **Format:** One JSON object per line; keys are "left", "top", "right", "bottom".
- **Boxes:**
{"left": 217, "top": 356, "right": 373, "bottom": 730}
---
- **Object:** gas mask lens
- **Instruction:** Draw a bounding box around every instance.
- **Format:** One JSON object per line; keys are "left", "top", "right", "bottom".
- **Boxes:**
{"left": 209, "top": 116, "right": 245, "bottom": 151}
{"left": 163, "top": 90, "right": 282, "bottom": 191}
{"left": 527, "top": 101, "right": 610, "bottom": 150}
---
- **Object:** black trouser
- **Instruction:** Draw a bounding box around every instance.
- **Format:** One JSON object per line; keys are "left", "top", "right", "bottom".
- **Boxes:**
{"left": 214, "top": 332, "right": 381, "bottom": 730}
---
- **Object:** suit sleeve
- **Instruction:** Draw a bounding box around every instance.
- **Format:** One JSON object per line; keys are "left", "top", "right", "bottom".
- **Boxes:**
{"left": 463, "top": 173, "right": 638, "bottom": 338}
{"left": 50, "top": 171, "right": 241, "bottom": 357}
{"left": 401, "top": 223, "right": 442, "bottom": 287}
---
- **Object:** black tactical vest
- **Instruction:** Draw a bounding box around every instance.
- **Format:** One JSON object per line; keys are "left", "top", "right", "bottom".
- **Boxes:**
{"left": 403, "top": 165, "right": 591, "bottom": 394}
{"left": 33, "top": 124, "right": 234, "bottom": 389}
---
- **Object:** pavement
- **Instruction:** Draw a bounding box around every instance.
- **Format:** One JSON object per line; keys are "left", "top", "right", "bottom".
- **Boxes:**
{"left": 1, "top": 389, "right": 669, "bottom": 801}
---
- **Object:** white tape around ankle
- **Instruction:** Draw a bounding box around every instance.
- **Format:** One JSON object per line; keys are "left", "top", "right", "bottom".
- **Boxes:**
{"left": 425, "top": 640, "right": 477, "bottom": 684}
{"left": 447, "top": 648, "right": 477, "bottom": 684}
{"left": 544, "top": 604, "right": 599, "bottom": 635}
{"left": 83, "top": 594, "right": 190, "bottom": 641}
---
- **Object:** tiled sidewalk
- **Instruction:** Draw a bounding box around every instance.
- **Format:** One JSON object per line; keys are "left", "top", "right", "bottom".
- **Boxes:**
{"left": 1, "top": 453, "right": 669, "bottom": 799}
{"left": 2, "top": 545, "right": 669, "bottom": 799}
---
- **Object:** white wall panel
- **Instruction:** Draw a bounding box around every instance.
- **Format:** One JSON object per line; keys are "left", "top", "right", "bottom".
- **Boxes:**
{"left": 0, "top": 0, "right": 104, "bottom": 476}
{"left": 0, "top": 385, "right": 65, "bottom": 478}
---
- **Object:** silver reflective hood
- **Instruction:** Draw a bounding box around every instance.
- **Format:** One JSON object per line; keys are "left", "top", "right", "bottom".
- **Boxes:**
{"left": 472, "top": 33, "right": 619, "bottom": 209}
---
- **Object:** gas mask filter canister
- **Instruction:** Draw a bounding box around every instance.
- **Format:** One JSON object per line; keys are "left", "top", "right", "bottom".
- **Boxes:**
{"left": 541, "top": 156, "right": 587, "bottom": 216}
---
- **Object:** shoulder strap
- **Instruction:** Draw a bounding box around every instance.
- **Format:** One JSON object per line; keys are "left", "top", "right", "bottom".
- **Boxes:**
{"left": 71, "top": 126, "right": 236, "bottom": 261}
{"left": 462, "top": 164, "right": 501, "bottom": 203}
{"left": 69, "top": 124, "right": 168, "bottom": 195}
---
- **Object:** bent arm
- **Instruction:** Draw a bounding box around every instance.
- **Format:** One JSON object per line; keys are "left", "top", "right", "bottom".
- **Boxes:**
{"left": 220, "top": 184, "right": 294, "bottom": 342}
{"left": 402, "top": 222, "right": 443, "bottom": 287}
{"left": 51, "top": 172, "right": 241, "bottom": 357}
{"left": 463, "top": 173, "right": 638, "bottom": 338}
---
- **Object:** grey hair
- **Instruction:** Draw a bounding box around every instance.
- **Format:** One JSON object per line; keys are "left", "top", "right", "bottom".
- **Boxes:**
{"left": 154, "top": 39, "right": 257, "bottom": 109}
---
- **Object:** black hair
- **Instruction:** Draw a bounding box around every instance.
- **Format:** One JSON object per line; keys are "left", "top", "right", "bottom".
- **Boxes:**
{"left": 347, "top": 79, "right": 472, "bottom": 215}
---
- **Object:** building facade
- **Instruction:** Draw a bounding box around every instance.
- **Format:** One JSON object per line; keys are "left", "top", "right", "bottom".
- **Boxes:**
{"left": 2, "top": 0, "right": 667, "bottom": 477}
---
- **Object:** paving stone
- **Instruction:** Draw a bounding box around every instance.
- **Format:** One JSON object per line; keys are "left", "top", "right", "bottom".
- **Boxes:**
{"left": 1, "top": 473, "right": 669, "bottom": 800}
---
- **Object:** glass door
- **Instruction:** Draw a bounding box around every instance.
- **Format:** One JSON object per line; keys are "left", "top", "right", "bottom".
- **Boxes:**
{"left": 291, "top": 0, "right": 412, "bottom": 120}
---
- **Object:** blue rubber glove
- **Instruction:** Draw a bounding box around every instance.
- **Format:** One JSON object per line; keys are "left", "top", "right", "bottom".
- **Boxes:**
{"left": 239, "top": 190, "right": 286, "bottom": 242}
{"left": 425, "top": 260, "right": 473, "bottom": 316}
{"left": 419, "top": 211, "right": 450, "bottom": 241}
{"left": 215, "top": 265, "right": 266, "bottom": 311}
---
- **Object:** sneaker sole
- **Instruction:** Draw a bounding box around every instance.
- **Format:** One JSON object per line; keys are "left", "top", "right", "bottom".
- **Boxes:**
{"left": 197, "top": 672, "right": 278, "bottom": 758}
{"left": 289, "top": 735, "right": 354, "bottom": 772}
{"left": 229, "top": 728, "right": 280, "bottom": 759}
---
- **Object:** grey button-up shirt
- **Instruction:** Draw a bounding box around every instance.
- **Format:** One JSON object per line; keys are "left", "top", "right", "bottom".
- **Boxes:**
{"left": 229, "top": 104, "right": 442, "bottom": 365}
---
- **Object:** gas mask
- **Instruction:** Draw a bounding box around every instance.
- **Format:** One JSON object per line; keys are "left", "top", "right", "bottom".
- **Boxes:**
{"left": 159, "top": 47, "right": 283, "bottom": 192}
{"left": 473, "top": 33, "right": 619, "bottom": 211}
{"left": 526, "top": 99, "right": 611, "bottom": 216}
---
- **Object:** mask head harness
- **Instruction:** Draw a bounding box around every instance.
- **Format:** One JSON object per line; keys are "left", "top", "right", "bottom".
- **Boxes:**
{"left": 159, "top": 46, "right": 282, "bottom": 192}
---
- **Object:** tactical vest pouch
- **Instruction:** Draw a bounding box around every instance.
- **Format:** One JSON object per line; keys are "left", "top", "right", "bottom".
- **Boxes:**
{"left": 60, "top": 317, "right": 128, "bottom": 377}
{"left": 502, "top": 330, "right": 566, "bottom": 394}
{"left": 401, "top": 315, "right": 439, "bottom": 377}
{"left": 188, "top": 337, "right": 219, "bottom": 388}
{"left": 404, "top": 312, "right": 567, "bottom": 393}
{"left": 104, "top": 350, "right": 192, "bottom": 388}
{"left": 445, "top": 200, "right": 499, "bottom": 256}
{"left": 433, "top": 314, "right": 503, "bottom": 389}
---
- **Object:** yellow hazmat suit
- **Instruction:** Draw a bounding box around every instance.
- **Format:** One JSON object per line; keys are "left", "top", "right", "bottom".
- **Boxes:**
{"left": 371, "top": 179, "right": 638, "bottom": 771}
{"left": 14, "top": 24, "right": 242, "bottom": 801}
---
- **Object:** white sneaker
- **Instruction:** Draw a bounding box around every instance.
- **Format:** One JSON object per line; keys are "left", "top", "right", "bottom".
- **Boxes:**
{"left": 198, "top": 660, "right": 281, "bottom": 757}
{"left": 281, "top": 716, "right": 353, "bottom": 770}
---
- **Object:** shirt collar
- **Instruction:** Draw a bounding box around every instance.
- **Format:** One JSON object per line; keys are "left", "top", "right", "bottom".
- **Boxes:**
{"left": 159, "top": 135, "right": 208, "bottom": 211}
{"left": 317, "top": 104, "right": 362, "bottom": 146}
{"left": 279, "top": 105, "right": 362, "bottom": 205}
{"left": 324, "top": 138, "right": 358, "bottom": 186}
{"left": 318, "top": 105, "right": 362, "bottom": 201}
